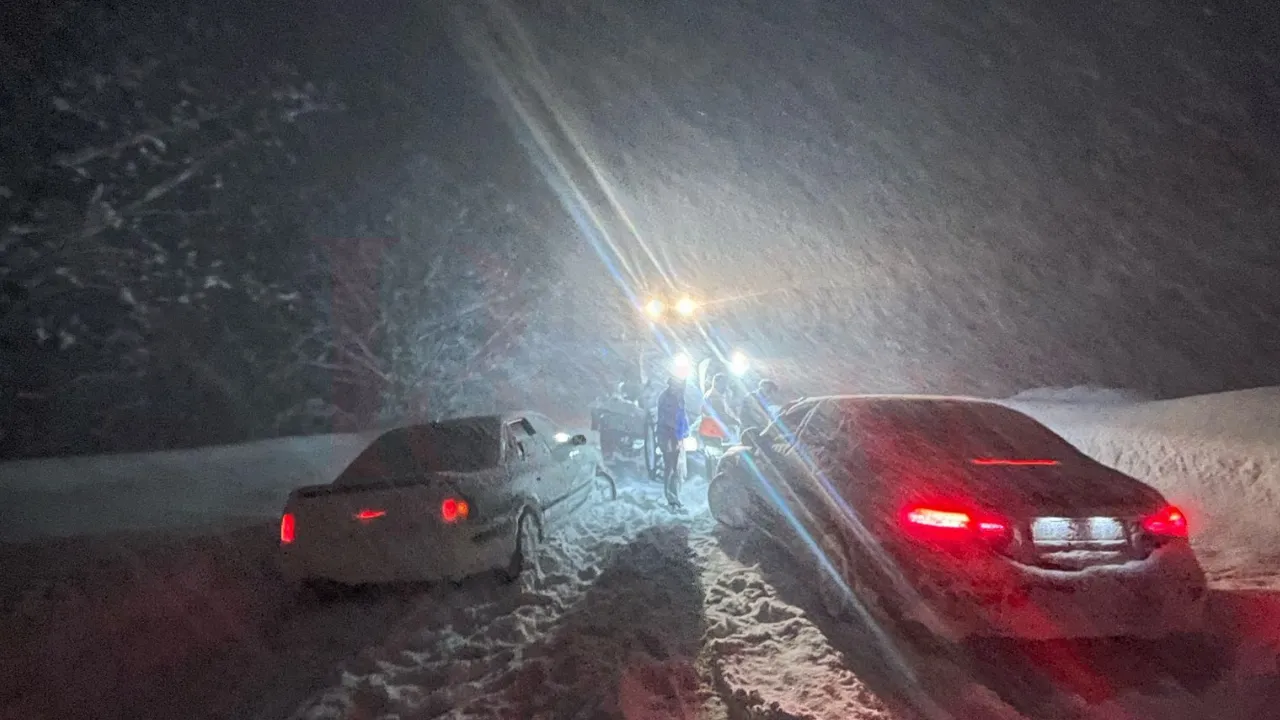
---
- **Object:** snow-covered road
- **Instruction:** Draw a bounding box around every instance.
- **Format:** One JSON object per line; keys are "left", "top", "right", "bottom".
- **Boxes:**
{"left": 5, "top": 475, "right": 1280, "bottom": 720}
{"left": 287, "top": 471, "right": 900, "bottom": 720}
{"left": 281, "top": 469, "right": 1280, "bottom": 720}
{"left": 9, "top": 389, "right": 1280, "bottom": 719}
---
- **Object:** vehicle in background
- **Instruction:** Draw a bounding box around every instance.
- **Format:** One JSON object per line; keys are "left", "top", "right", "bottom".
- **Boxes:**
{"left": 280, "top": 412, "right": 616, "bottom": 590}
{"left": 590, "top": 381, "right": 651, "bottom": 469}
{"left": 593, "top": 290, "right": 765, "bottom": 484}
{"left": 708, "top": 395, "right": 1208, "bottom": 646}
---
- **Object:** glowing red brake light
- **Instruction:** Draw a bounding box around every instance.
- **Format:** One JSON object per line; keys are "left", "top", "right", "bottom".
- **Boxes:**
{"left": 977, "top": 519, "right": 1010, "bottom": 540}
{"left": 441, "top": 497, "right": 470, "bottom": 523}
{"left": 280, "top": 513, "right": 296, "bottom": 544}
{"left": 354, "top": 508, "right": 386, "bottom": 521}
{"left": 906, "top": 507, "right": 971, "bottom": 529}
{"left": 902, "top": 504, "right": 1011, "bottom": 549}
{"left": 1141, "top": 505, "right": 1188, "bottom": 539}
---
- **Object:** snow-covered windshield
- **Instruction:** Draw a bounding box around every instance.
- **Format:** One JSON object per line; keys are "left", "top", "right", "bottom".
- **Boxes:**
{"left": 336, "top": 419, "right": 503, "bottom": 482}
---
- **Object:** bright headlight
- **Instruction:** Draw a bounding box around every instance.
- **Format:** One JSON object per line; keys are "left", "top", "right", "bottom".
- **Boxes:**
{"left": 554, "top": 432, "right": 571, "bottom": 443}
{"left": 671, "top": 352, "right": 693, "bottom": 379}
{"left": 729, "top": 350, "right": 750, "bottom": 377}
{"left": 644, "top": 298, "right": 664, "bottom": 319}
{"left": 675, "top": 296, "right": 697, "bottom": 316}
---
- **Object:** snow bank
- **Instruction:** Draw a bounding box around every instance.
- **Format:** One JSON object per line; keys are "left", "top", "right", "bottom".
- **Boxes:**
{"left": 1007, "top": 386, "right": 1150, "bottom": 405}
{"left": 1009, "top": 387, "right": 1280, "bottom": 584}
{"left": 0, "top": 432, "right": 374, "bottom": 542}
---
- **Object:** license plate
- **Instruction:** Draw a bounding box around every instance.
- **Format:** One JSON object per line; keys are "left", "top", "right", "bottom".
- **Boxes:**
{"left": 1031, "top": 517, "right": 1126, "bottom": 543}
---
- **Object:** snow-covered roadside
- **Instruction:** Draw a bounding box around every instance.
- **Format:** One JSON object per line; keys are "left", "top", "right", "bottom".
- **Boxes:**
{"left": 0, "top": 432, "right": 374, "bottom": 542}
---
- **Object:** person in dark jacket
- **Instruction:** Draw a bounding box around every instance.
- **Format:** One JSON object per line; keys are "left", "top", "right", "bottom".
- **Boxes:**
{"left": 655, "top": 374, "right": 690, "bottom": 510}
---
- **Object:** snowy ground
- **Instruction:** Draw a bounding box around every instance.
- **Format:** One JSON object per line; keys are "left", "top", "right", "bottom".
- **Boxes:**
{"left": 7, "top": 390, "right": 1280, "bottom": 719}
{"left": 0, "top": 432, "right": 375, "bottom": 543}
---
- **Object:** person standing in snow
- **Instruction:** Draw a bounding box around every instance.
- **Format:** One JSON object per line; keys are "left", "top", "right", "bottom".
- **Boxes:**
{"left": 655, "top": 374, "right": 690, "bottom": 511}
{"left": 697, "top": 373, "right": 738, "bottom": 481}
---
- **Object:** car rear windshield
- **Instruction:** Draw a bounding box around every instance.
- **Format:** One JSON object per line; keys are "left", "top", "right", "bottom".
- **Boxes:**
{"left": 337, "top": 419, "right": 502, "bottom": 483}
{"left": 858, "top": 402, "right": 1078, "bottom": 466}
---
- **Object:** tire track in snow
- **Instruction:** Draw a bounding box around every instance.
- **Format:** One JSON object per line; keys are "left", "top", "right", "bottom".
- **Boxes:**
{"left": 694, "top": 527, "right": 900, "bottom": 720}
{"left": 286, "top": 476, "right": 924, "bottom": 720}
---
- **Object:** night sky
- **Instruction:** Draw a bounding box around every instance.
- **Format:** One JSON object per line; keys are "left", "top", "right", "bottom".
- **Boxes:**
{"left": 4, "top": 0, "right": 1280, "bottom": 457}
{"left": 492, "top": 0, "right": 1280, "bottom": 398}
{"left": 296, "top": 0, "right": 1280, "bottom": 399}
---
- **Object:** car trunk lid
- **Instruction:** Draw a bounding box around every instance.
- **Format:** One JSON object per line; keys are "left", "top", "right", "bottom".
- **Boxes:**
{"left": 967, "top": 463, "right": 1164, "bottom": 569}
{"left": 287, "top": 472, "right": 474, "bottom": 553}
{"left": 881, "top": 459, "right": 1165, "bottom": 569}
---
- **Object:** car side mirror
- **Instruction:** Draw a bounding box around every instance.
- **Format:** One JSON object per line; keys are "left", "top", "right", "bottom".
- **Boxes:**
{"left": 571, "top": 433, "right": 588, "bottom": 446}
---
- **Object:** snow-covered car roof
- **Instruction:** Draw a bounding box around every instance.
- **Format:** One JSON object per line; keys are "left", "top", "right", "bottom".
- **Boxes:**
{"left": 333, "top": 414, "right": 542, "bottom": 483}
{"left": 794, "top": 393, "right": 1004, "bottom": 406}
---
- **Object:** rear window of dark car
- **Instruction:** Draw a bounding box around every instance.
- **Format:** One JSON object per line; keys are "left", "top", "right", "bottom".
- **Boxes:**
{"left": 854, "top": 401, "right": 1079, "bottom": 466}
{"left": 337, "top": 418, "right": 503, "bottom": 483}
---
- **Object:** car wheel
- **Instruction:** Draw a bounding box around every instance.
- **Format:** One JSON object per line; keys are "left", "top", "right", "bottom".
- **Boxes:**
{"left": 814, "top": 531, "right": 892, "bottom": 626}
{"left": 502, "top": 512, "right": 542, "bottom": 584}
{"left": 708, "top": 472, "right": 751, "bottom": 529}
{"left": 815, "top": 533, "right": 855, "bottom": 619}
{"left": 595, "top": 465, "right": 618, "bottom": 501}
{"left": 644, "top": 419, "right": 662, "bottom": 483}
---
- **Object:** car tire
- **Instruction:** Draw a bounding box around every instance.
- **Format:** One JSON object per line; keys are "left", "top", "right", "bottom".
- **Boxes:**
{"left": 708, "top": 472, "right": 751, "bottom": 529}
{"left": 815, "top": 533, "right": 855, "bottom": 620}
{"left": 644, "top": 419, "right": 661, "bottom": 483}
{"left": 501, "top": 512, "right": 542, "bottom": 584}
{"left": 595, "top": 465, "right": 618, "bottom": 501}
{"left": 814, "top": 531, "right": 895, "bottom": 631}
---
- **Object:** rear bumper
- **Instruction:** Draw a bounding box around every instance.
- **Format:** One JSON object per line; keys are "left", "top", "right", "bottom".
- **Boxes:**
{"left": 902, "top": 544, "right": 1208, "bottom": 641}
{"left": 279, "top": 520, "right": 516, "bottom": 585}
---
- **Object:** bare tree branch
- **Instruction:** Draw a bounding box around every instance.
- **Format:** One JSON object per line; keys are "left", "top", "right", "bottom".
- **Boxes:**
{"left": 122, "top": 134, "right": 242, "bottom": 214}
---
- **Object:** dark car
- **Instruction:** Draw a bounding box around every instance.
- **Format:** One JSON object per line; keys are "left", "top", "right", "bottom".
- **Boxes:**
{"left": 707, "top": 395, "right": 1208, "bottom": 643}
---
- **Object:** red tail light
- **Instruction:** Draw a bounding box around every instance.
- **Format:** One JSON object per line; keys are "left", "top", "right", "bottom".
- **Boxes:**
{"left": 354, "top": 508, "right": 387, "bottom": 521}
{"left": 441, "top": 497, "right": 470, "bottom": 523}
{"left": 902, "top": 504, "right": 1012, "bottom": 549}
{"left": 906, "top": 507, "right": 971, "bottom": 530}
{"left": 280, "top": 512, "right": 296, "bottom": 544}
{"left": 1141, "top": 505, "right": 1188, "bottom": 539}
